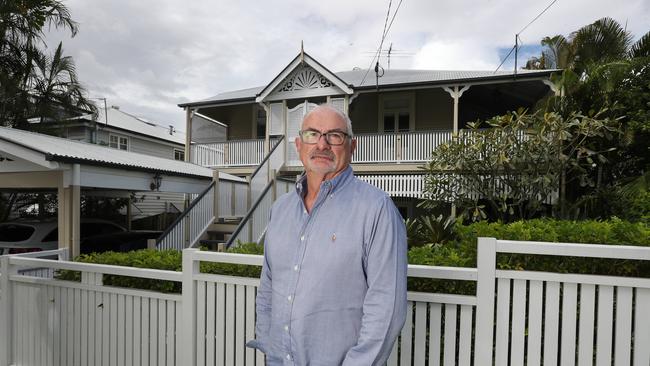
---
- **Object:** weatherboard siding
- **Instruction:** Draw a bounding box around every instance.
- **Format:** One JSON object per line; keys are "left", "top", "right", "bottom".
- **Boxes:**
{"left": 130, "top": 192, "right": 185, "bottom": 219}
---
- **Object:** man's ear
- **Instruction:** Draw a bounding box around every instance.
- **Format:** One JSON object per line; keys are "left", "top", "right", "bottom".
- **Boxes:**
{"left": 295, "top": 136, "right": 301, "bottom": 150}
{"left": 350, "top": 138, "right": 357, "bottom": 155}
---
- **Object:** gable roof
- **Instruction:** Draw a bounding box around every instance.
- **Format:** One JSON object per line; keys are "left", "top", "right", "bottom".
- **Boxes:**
{"left": 73, "top": 107, "right": 186, "bottom": 145}
{"left": 179, "top": 67, "right": 558, "bottom": 108}
{"left": 255, "top": 51, "right": 353, "bottom": 103}
{"left": 0, "top": 126, "right": 242, "bottom": 181}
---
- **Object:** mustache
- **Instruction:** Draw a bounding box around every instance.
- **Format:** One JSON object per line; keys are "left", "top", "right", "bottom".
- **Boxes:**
{"left": 309, "top": 151, "right": 335, "bottom": 160}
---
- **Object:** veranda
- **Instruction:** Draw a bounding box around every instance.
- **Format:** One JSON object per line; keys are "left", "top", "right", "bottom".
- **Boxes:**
{"left": 1, "top": 238, "right": 649, "bottom": 366}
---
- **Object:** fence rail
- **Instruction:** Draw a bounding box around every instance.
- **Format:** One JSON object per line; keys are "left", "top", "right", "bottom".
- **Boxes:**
{"left": 2, "top": 239, "right": 650, "bottom": 366}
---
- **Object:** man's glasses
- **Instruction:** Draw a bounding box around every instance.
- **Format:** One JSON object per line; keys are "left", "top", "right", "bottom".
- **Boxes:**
{"left": 299, "top": 129, "right": 349, "bottom": 146}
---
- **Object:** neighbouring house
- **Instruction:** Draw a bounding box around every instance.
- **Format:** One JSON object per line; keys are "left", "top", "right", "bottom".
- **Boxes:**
{"left": 176, "top": 49, "right": 558, "bottom": 236}
{"left": 0, "top": 126, "right": 247, "bottom": 256}
{"left": 19, "top": 106, "right": 204, "bottom": 227}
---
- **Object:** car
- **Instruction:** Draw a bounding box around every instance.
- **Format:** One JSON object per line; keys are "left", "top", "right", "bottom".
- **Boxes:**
{"left": 0, "top": 218, "right": 126, "bottom": 255}
{"left": 80, "top": 230, "right": 163, "bottom": 254}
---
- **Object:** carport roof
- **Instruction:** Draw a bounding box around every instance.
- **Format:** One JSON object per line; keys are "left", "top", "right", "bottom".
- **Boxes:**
{"left": 0, "top": 126, "right": 240, "bottom": 181}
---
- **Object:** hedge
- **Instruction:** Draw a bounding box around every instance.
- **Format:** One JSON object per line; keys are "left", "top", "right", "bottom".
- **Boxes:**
{"left": 56, "top": 219, "right": 650, "bottom": 295}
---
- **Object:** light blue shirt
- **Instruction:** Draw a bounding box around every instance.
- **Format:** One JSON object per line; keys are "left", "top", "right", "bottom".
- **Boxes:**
{"left": 247, "top": 166, "right": 407, "bottom": 365}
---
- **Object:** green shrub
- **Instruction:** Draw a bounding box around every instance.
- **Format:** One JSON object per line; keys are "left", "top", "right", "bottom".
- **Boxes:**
{"left": 55, "top": 219, "right": 650, "bottom": 296}
{"left": 55, "top": 243, "right": 265, "bottom": 293}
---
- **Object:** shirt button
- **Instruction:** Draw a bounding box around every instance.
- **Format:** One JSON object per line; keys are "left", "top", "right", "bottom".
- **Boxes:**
{"left": 293, "top": 265, "right": 299, "bottom": 271}
{"left": 286, "top": 354, "right": 292, "bottom": 360}
{"left": 300, "top": 235, "right": 304, "bottom": 241}
{"left": 284, "top": 325, "right": 289, "bottom": 331}
{"left": 287, "top": 295, "right": 292, "bottom": 302}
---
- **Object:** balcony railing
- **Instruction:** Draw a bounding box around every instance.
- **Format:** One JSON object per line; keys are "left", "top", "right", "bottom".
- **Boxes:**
{"left": 191, "top": 138, "right": 280, "bottom": 167}
{"left": 192, "top": 131, "right": 455, "bottom": 168}
{"left": 353, "top": 130, "right": 453, "bottom": 163}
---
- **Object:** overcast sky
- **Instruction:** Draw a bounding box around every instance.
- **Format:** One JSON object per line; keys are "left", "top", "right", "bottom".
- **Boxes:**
{"left": 44, "top": 0, "right": 649, "bottom": 131}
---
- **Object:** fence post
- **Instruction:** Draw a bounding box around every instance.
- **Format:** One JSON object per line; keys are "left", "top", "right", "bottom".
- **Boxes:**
{"left": 474, "top": 237, "right": 497, "bottom": 365}
{"left": 0, "top": 256, "right": 16, "bottom": 366}
{"left": 181, "top": 248, "right": 199, "bottom": 366}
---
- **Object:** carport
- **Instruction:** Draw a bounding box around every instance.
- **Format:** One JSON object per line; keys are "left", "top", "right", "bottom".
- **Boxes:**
{"left": 0, "top": 126, "right": 234, "bottom": 257}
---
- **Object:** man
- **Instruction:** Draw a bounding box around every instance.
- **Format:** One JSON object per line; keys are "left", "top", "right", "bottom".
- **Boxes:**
{"left": 247, "top": 105, "right": 407, "bottom": 365}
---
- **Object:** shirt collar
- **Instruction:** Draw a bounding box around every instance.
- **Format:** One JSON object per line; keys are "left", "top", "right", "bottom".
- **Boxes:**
{"left": 295, "top": 166, "right": 354, "bottom": 197}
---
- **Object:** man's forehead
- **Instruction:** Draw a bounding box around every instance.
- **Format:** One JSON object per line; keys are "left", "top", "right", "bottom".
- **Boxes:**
{"left": 302, "top": 109, "right": 346, "bottom": 130}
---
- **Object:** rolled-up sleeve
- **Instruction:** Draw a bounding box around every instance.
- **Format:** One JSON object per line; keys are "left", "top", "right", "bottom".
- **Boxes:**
{"left": 342, "top": 196, "right": 408, "bottom": 365}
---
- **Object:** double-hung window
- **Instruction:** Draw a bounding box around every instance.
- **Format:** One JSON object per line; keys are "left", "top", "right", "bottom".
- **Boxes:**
{"left": 173, "top": 148, "right": 185, "bottom": 161}
{"left": 109, "top": 134, "right": 128, "bottom": 150}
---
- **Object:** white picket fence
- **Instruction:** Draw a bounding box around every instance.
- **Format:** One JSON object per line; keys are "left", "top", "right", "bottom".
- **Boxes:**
{"left": 2, "top": 239, "right": 650, "bottom": 366}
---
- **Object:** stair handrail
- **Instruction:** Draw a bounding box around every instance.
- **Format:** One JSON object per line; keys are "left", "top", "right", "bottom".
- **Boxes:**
{"left": 250, "top": 135, "right": 285, "bottom": 180}
{"left": 155, "top": 180, "right": 215, "bottom": 250}
{"left": 225, "top": 179, "right": 274, "bottom": 248}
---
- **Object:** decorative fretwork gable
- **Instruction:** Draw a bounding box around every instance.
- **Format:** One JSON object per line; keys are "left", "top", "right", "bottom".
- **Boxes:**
{"left": 276, "top": 65, "right": 333, "bottom": 92}
{"left": 256, "top": 50, "right": 353, "bottom": 103}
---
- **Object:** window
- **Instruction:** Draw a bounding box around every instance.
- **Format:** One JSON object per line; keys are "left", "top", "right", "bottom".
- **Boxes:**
{"left": 255, "top": 107, "right": 267, "bottom": 138}
{"left": 381, "top": 94, "right": 414, "bottom": 133}
{"left": 109, "top": 134, "right": 128, "bottom": 150}
{"left": 174, "top": 148, "right": 185, "bottom": 161}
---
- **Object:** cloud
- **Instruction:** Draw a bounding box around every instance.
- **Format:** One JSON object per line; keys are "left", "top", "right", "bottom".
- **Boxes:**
{"left": 43, "top": 0, "right": 649, "bottom": 130}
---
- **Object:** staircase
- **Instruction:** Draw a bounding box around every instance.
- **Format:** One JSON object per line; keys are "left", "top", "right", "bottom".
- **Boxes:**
{"left": 154, "top": 136, "right": 287, "bottom": 251}
{"left": 196, "top": 219, "right": 241, "bottom": 251}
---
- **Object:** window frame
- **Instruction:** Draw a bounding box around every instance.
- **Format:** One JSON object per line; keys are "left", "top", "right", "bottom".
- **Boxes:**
{"left": 109, "top": 134, "right": 129, "bottom": 151}
{"left": 378, "top": 92, "right": 415, "bottom": 133}
{"left": 173, "top": 148, "right": 185, "bottom": 161}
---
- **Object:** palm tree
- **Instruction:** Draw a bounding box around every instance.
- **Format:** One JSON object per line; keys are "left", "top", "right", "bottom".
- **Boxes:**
{"left": 525, "top": 35, "right": 572, "bottom": 70}
{"left": 570, "top": 18, "right": 633, "bottom": 75}
{"left": 525, "top": 17, "right": 648, "bottom": 74}
{"left": 30, "top": 42, "right": 96, "bottom": 123}
{"left": 0, "top": 0, "right": 94, "bottom": 128}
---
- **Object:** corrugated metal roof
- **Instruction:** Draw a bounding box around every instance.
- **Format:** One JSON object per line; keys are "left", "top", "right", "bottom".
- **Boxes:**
{"left": 181, "top": 68, "right": 557, "bottom": 106}
{"left": 92, "top": 107, "right": 186, "bottom": 145}
{"left": 0, "top": 126, "right": 243, "bottom": 181}
{"left": 337, "top": 68, "right": 556, "bottom": 87}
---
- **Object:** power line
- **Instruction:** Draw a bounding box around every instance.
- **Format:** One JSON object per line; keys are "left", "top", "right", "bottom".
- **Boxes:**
{"left": 494, "top": 45, "right": 517, "bottom": 74}
{"left": 517, "top": 0, "right": 558, "bottom": 35}
{"left": 494, "top": 0, "right": 558, "bottom": 73}
{"left": 360, "top": 0, "right": 404, "bottom": 86}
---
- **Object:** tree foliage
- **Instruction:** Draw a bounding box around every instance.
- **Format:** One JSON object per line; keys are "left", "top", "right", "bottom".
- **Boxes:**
{"left": 423, "top": 110, "right": 621, "bottom": 222}
{"left": 0, "top": 0, "right": 95, "bottom": 128}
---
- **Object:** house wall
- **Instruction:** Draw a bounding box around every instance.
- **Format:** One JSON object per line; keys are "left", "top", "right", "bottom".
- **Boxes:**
{"left": 129, "top": 192, "right": 186, "bottom": 221}
{"left": 198, "top": 104, "right": 255, "bottom": 140}
{"left": 415, "top": 88, "right": 453, "bottom": 130}
{"left": 348, "top": 94, "right": 378, "bottom": 134}
{"left": 349, "top": 89, "right": 455, "bottom": 133}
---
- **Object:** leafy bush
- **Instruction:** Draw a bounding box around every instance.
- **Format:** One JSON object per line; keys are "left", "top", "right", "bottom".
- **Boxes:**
{"left": 55, "top": 243, "right": 264, "bottom": 293}
{"left": 452, "top": 218, "right": 650, "bottom": 278}
{"left": 405, "top": 214, "right": 456, "bottom": 248}
{"left": 55, "top": 219, "right": 650, "bottom": 296}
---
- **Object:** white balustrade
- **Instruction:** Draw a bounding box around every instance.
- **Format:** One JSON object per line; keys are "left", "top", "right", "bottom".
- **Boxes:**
{"left": 192, "top": 139, "right": 277, "bottom": 167}
{"left": 353, "top": 130, "right": 453, "bottom": 164}
{"left": 357, "top": 174, "right": 425, "bottom": 198}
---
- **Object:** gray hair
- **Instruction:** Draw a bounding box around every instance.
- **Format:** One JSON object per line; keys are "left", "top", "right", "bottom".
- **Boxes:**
{"left": 301, "top": 104, "right": 354, "bottom": 137}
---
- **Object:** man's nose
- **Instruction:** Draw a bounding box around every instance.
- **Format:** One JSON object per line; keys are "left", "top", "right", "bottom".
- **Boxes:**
{"left": 315, "top": 134, "right": 331, "bottom": 149}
